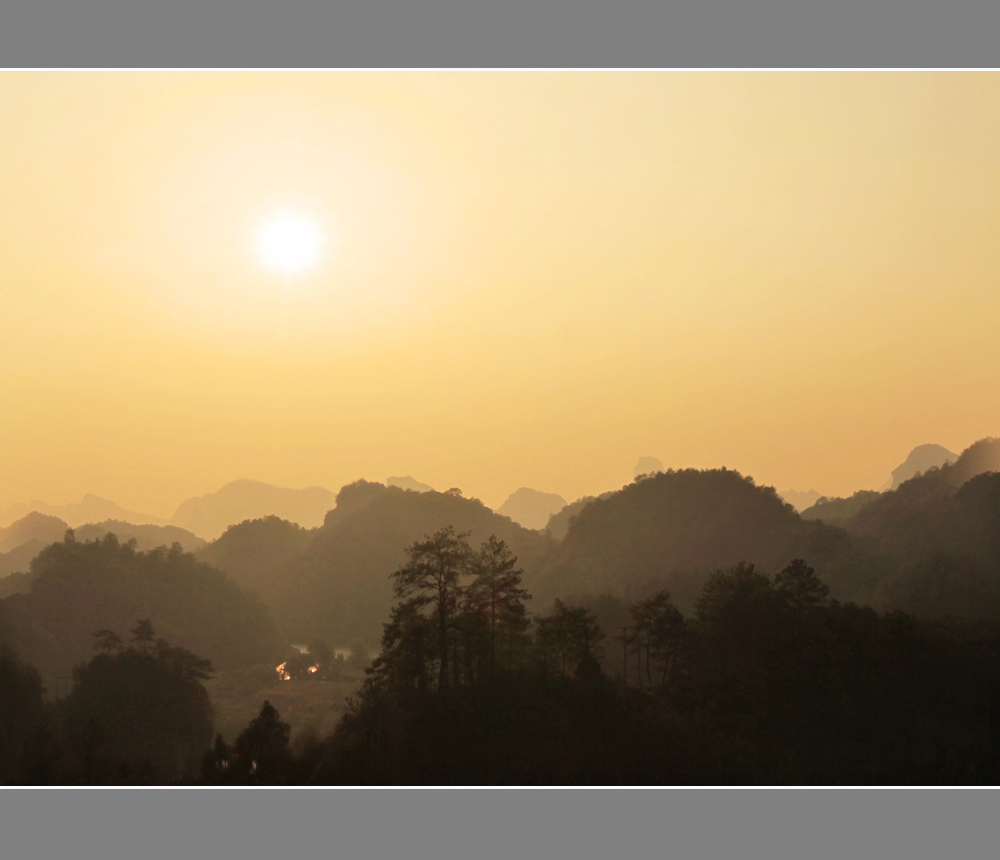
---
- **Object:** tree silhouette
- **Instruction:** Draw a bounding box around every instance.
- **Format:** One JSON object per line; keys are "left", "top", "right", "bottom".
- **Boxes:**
{"left": 368, "top": 598, "right": 434, "bottom": 690}
{"left": 774, "top": 559, "right": 830, "bottom": 615}
{"left": 201, "top": 733, "right": 232, "bottom": 783}
{"left": 390, "top": 526, "right": 473, "bottom": 689}
{"left": 92, "top": 629, "right": 123, "bottom": 654}
{"left": 467, "top": 536, "right": 531, "bottom": 677}
{"left": 233, "top": 701, "right": 291, "bottom": 783}
{"left": 535, "top": 599, "right": 605, "bottom": 676}
{"left": 695, "top": 561, "right": 778, "bottom": 679}
{"left": 628, "top": 591, "right": 684, "bottom": 686}
{"left": 63, "top": 621, "right": 214, "bottom": 783}
{"left": 774, "top": 559, "right": 830, "bottom": 635}
{"left": 130, "top": 619, "right": 155, "bottom": 653}
{"left": 0, "top": 646, "right": 45, "bottom": 783}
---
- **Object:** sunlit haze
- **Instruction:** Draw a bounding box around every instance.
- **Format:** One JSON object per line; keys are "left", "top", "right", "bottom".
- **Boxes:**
{"left": 2, "top": 71, "right": 999, "bottom": 518}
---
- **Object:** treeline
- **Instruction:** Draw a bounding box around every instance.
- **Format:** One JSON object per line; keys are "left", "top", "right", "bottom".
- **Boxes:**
{"left": 6, "top": 525, "right": 1000, "bottom": 784}
{"left": 1, "top": 621, "right": 213, "bottom": 784}
{"left": 210, "top": 534, "right": 1000, "bottom": 785}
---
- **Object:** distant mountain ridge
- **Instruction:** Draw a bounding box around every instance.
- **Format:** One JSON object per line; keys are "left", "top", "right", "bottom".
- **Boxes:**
{"left": 0, "top": 494, "right": 168, "bottom": 529}
{"left": 171, "top": 479, "right": 336, "bottom": 540}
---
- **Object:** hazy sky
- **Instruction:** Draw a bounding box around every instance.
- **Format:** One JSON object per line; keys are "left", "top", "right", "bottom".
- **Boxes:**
{"left": 3, "top": 72, "right": 999, "bottom": 517}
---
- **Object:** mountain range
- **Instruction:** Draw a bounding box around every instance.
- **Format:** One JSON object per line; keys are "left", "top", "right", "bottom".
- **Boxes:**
{"left": 5, "top": 437, "right": 1000, "bottom": 690}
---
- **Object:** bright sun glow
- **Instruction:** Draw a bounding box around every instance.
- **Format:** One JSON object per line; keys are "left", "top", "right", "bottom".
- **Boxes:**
{"left": 255, "top": 211, "right": 325, "bottom": 276}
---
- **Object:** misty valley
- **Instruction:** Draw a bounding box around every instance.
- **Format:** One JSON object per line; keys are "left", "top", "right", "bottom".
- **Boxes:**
{"left": 4, "top": 440, "right": 1000, "bottom": 784}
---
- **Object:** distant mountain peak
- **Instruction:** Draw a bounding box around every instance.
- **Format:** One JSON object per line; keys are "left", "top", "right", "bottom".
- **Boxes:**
{"left": 0, "top": 496, "right": 167, "bottom": 530}
{"left": 497, "top": 488, "right": 568, "bottom": 531}
{"left": 889, "top": 444, "right": 959, "bottom": 490}
{"left": 387, "top": 476, "right": 434, "bottom": 493}
{"left": 634, "top": 457, "right": 665, "bottom": 478}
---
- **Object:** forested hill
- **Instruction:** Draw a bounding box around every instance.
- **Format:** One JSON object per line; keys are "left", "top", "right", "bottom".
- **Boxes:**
{"left": 0, "top": 515, "right": 205, "bottom": 580}
{"left": 787, "top": 438, "right": 1000, "bottom": 618}
{"left": 0, "top": 534, "right": 279, "bottom": 686}
{"left": 533, "top": 468, "right": 848, "bottom": 611}
{"left": 208, "top": 481, "right": 552, "bottom": 648}
{"left": 196, "top": 516, "right": 314, "bottom": 595}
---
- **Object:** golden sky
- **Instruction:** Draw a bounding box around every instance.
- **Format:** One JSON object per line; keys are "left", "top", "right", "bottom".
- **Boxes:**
{"left": 2, "top": 71, "right": 999, "bottom": 517}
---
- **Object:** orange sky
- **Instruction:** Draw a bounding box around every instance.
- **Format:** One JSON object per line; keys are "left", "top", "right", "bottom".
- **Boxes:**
{"left": 2, "top": 71, "right": 999, "bottom": 517}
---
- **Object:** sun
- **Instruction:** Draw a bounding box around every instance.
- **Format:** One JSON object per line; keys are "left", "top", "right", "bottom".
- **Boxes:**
{"left": 255, "top": 211, "right": 325, "bottom": 276}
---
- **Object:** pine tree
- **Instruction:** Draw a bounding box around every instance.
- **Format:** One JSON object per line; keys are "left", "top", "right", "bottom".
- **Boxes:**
{"left": 390, "top": 526, "right": 473, "bottom": 689}
{"left": 468, "top": 536, "right": 531, "bottom": 677}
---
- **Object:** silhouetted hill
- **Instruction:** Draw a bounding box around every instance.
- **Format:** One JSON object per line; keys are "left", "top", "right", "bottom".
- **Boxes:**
{"left": 843, "top": 439, "right": 1000, "bottom": 549}
{"left": 888, "top": 443, "right": 959, "bottom": 490}
{"left": 800, "top": 491, "right": 884, "bottom": 527}
{"left": 387, "top": 476, "right": 434, "bottom": 493}
{"left": 321, "top": 480, "right": 400, "bottom": 528}
{"left": 497, "top": 488, "right": 568, "bottom": 531}
{"left": 939, "top": 437, "right": 1000, "bottom": 487}
{"left": 800, "top": 444, "right": 964, "bottom": 522}
{"left": 171, "top": 480, "right": 336, "bottom": 540}
{"left": 256, "top": 482, "right": 552, "bottom": 648}
{"left": 197, "top": 516, "right": 313, "bottom": 595}
{"left": 857, "top": 471, "right": 1000, "bottom": 618}
{"left": 0, "top": 533, "right": 280, "bottom": 688}
{"left": 801, "top": 439, "right": 1000, "bottom": 616}
{"left": 847, "top": 443, "right": 1000, "bottom": 555}
{"left": 0, "top": 495, "right": 167, "bottom": 529}
{"left": 534, "top": 469, "right": 848, "bottom": 612}
{"left": 0, "top": 512, "right": 69, "bottom": 554}
{"left": 0, "top": 543, "right": 43, "bottom": 584}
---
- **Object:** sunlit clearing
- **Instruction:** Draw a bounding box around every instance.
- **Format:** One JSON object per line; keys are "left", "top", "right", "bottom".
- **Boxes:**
{"left": 255, "top": 211, "right": 324, "bottom": 276}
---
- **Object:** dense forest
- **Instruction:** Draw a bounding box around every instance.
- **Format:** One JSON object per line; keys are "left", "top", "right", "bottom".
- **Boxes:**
{"left": 4, "top": 438, "right": 1000, "bottom": 784}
